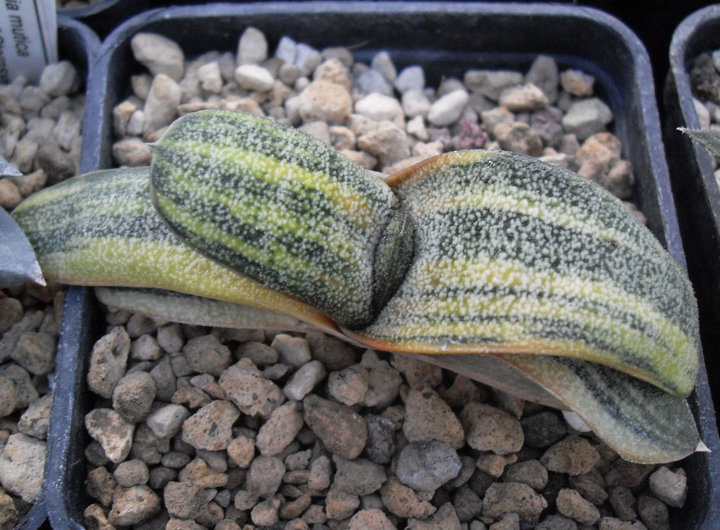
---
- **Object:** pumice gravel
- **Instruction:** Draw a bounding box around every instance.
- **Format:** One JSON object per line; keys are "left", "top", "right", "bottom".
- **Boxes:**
{"left": 77, "top": 27, "right": 685, "bottom": 529}
{"left": 0, "top": 59, "right": 84, "bottom": 527}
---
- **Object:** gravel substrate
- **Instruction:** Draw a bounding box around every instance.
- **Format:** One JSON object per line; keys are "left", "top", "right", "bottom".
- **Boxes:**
{"left": 689, "top": 51, "right": 720, "bottom": 184}
{"left": 80, "top": 28, "right": 690, "bottom": 529}
{"left": 0, "top": 60, "right": 85, "bottom": 527}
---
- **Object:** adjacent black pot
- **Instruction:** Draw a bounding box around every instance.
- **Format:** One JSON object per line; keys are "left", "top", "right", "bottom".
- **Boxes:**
{"left": 46, "top": 2, "right": 720, "bottom": 527}
{"left": 9, "top": 16, "right": 99, "bottom": 530}
{"left": 57, "top": 0, "right": 154, "bottom": 38}
{"left": 664, "top": 7, "right": 720, "bottom": 523}
{"left": 664, "top": 4, "right": 720, "bottom": 413}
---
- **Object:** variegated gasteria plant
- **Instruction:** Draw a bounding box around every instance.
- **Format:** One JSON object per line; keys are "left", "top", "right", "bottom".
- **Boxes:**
{"left": 14, "top": 111, "right": 702, "bottom": 463}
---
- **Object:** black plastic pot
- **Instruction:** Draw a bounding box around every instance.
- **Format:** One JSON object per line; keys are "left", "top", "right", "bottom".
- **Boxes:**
{"left": 50, "top": 2, "right": 720, "bottom": 528}
{"left": 57, "top": 0, "right": 152, "bottom": 38}
{"left": 8, "top": 15, "right": 99, "bottom": 530}
{"left": 665, "top": 4, "right": 720, "bottom": 410}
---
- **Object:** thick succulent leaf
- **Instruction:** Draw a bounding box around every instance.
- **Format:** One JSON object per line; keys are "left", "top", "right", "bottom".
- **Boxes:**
{"left": 95, "top": 284, "right": 698, "bottom": 463}
{"left": 150, "top": 110, "right": 413, "bottom": 329}
{"left": 681, "top": 127, "right": 720, "bottom": 158}
{"left": 348, "top": 151, "right": 700, "bottom": 398}
{"left": 499, "top": 355, "right": 699, "bottom": 463}
{"left": 418, "top": 352, "right": 698, "bottom": 462}
{"left": 11, "top": 166, "right": 336, "bottom": 333}
{"left": 0, "top": 207, "right": 44, "bottom": 288}
{"left": 95, "top": 287, "right": 339, "bottom": 335}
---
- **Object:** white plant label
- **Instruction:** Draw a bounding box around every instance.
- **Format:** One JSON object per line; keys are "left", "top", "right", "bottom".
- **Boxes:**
{"left": 0, "top": 0, "right": 57, "bottom": 84}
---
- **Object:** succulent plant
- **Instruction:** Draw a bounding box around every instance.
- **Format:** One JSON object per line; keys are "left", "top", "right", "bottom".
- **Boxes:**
{"left": 13, "top": 110, "right": 702, "bottom": 463}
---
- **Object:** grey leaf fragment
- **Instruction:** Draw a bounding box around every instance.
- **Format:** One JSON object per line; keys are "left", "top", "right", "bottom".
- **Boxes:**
{"left": 680, "top": 127, "right": 720, "bottom": 159}
{"left": 0, "top": 208, "right": 44, "bottom": 288}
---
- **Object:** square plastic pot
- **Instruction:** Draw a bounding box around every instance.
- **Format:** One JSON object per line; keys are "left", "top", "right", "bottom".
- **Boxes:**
{"left": 46, "top": 2, "right": 720, "bottom": 528}
{"left": 8, "top": 15, "right": 99, "bottom": 530}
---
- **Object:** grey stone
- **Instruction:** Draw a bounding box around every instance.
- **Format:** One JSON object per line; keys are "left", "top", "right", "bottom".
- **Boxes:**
{"left": 464, "top": 70, "right": 524, "bottom": 100}
{"left": 395, "top": 440, "right": 461, "bottom": 491}
{"left": 371, "top": 51, "right": 397, "bottom": 83}
{"left": 556, "top": 488, "right": 601, "bottom": 526}
{"left": 360, "top": 351, "right": 402, "bottom": 408}
{"left": 427, "top": 89, "right": 469, "bottom": 126}
{"left": 131, "top": 334, "right": 162, "bottom": 361}
{"left": 20, "top": 86, "right": 50, "bottom": 116}
{"left": 157, "top": 323, "right": 184, "bottom": 353}
{"left": 131, "top": 33, "right": 185, "bottom": 80}
{"left": 234, "top": 64, "right": 275, "bottom": 92}
{"left": 460, "top": 402, "right": 523, "bottom": 455}
{"left": 247, "top": 455, "right": 285, "bottom": 498}
{"left": 648, "top": 466, "right": 687, "bottom": 508}
{"left": 294, "top": 43, "right": 322, "bottom": 77}
{"left": 499, "top": 83, "right": 549, "bottom": 112}
{"left": 11, "top": 331, "right": 55, "bottom": 375}
{"left": 197, "top": 61, "right": 223, "bottom": 94}
{"left": 493, "top": 120, "right": 543, "bottom": 156}
{"left": 53, "top": 109, "right": 82, "bottom": 150}
{"left": 482, "top": 482, "right": 547, "bottom": 524}
{"left": 363, "top": 414, "right": 395, "bottom": 465}
{"left": 0, "top": 433, "right": 46, "bottom": 502}
{"left": 637, "top": 494, "right": 670, "bottom": 530}
{"left": 36, "top": 141, "right": 75, "bottom": 184}
{"left": 131, "top": 74, "right": 152, "bottom": 100}
{"left": 560, "top": 69, "right": 595, "bottom": 97}
{"left": 403, "top": 385, "right": 464, "bottom": 448}
{"left": 407, "top": 502, "right": 461, "bottom": 530}
{"left": 541, "top": 435, "right": 601, "bottom": 476}
{"left": 396, "top": 65, "right": 425, "bottom": 93}
{"left": 503, "top": 459, "right": 548, "bottom": 491}
{"left": 303, "top": 394, "right": 367, "bottom": 459}
{"left": 299, "top": 120, "right": 331, "bottom": 144}
{"left": 183, "top": 334, "right": 231, "bottom": 376}
{"left": 0, "top": 376, "right": 19, "bottom": 419}
{"left": 275, "top": 36, "right": 297, "bottom": 64}
{"left": 561, "top": 97, "right": 613, "bottom": 140}
{"left": 297, "top": 80, "right": 352, "bottom": 124}
{"left": 355, "top": 92, "right": 404, "bottom": 122}
{"left": 356, "top": 68, "right": 393, "bottom": 95}
{"left": 87, "top": 327, "right": 131, "bottom": 399}
{"left": 18, "top": 394, "right": 52, "bottom": 439}
{"left": 256, "top": 401, "right": 304, "bottom": 455}
{"left": 182, "top": 400, "right": 240, "bottom": 451}
{"left": 112, "top": 371, "right": 156, "bottom": 423}
{"left": 114, "top": 459, "right": 150, "bottom": 487}
{"left": 108, "top": 485, "right": 161, "bottom": 526}
{"left": 0, "top": 363, "right": 38, "bottom": 409}
{"left": 536, "top": 515, "right": 578, "bottom": 530}
{"left": 87, "top": 466, "right": 117, "bottom": 507}
{"left": 142, "top": 74, "right": 180, "bottom": 136}
{"left": 164, "top": 481, "right": 207, "bottom": 519}
{"left": 108, "top": 101, "right": 135, "bottom": 134}
{"left": 150, "top": 356, "right": 176, "bottom": 401}
{"left": 327, "top": 364, "right": 368, "bottom": 406}
{"left": 530, "top": 107, "right": 565, "bottom": 147}
{"left": 453, "top": 485, "right": 483, "bottom": 522}
{"left": 357, "top": 120, "right": 409, "bottom": 168}
{"left": 332, "top": 456, "right": 386, "bottom": 496}
{"left": 237, "top": 27, "right": 268, "bottom": 65}
{"left": 85, "top": 408, "right": 134, "bottom": 464}
{"left": 236, "top": 341, "right": 278, "bottom": 366}
{"left": 284, "top": 360, "right": 326, "bottom": 401}
{"left": 525, "top": 55, "right": 559, "bottom": 104}
{"left": 219, "top": 358, "right": 285, "bottom": 418}
{"left": 112, "top": 137, "right": 152, "bottom": 166}
{"left": 521, "top": 411, "right": 567, "bottom": 448}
